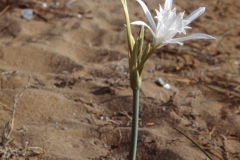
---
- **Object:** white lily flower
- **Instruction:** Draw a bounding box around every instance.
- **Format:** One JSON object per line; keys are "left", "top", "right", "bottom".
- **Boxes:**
{"left": 131, "top": 0, "right": 215, "bottom": 48}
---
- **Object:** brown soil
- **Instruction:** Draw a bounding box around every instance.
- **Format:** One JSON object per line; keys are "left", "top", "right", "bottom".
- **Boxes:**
{"left": 0, "top": 0, "right": 240, "bottom": 159}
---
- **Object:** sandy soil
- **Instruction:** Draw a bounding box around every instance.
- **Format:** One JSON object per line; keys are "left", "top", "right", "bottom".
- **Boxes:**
{"left": 0, "top": 0, "right": 240, "bottom": 159}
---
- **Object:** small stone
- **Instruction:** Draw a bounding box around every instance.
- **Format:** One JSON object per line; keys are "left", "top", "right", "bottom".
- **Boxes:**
{"left": 42, "top": 3, "right": 48, "bottom": 8}
{"left": 164, "top": 83, "right": 171, "bottom": 90}
{"left": 21, "top": 9, "right": 33, "bottom": 20}
{"left": 155, "top": 78, "right": 165, "bottom": 87}
{"left": 77, "top": 14, "right": 82, "bottom": 18}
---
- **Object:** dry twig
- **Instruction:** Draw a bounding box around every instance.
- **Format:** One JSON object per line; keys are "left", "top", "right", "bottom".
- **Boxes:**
{"left": 174, "top": 127, "right": 213, "bottom": 160}
{"left": 0, "top": 0, "right": 10, "bottom": 16}
{"left": 1, "top": 76, "right": 30, "bottom": 146}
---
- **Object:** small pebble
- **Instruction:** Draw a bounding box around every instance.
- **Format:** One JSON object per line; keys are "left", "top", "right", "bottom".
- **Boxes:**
{"left": 42, "top": 3, "right": 48, "bottom": 8}
{"left": 21, "top": 9, "right": 33, "bottom": 20}
{"left": 155, "top": 78, "right": 165, "bottom": 87}
{"left": 164, "top": 83, "right": 171, "bottom": 90}
{"left": 77, "top": 14, "right": 82, "bottom": 18}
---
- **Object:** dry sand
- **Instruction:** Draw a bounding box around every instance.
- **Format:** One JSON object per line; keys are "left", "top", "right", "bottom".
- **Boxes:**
{"left": 0, "top": 0, "right": 240, "bottom": 159}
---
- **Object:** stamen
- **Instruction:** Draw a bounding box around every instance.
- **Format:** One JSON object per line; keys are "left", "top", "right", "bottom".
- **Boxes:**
{"left": 167, "top": 12, "right": 170, "bottom": 19}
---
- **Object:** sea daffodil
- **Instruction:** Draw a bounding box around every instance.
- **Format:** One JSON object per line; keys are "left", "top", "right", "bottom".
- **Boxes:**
{"left": 131, "top": 0, "right": 215, "bottom": 48}
{"left": 119, "top": 1, "right": 216, "bottom": 160}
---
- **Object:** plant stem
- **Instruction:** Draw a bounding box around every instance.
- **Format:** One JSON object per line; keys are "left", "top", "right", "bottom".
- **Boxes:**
{"left": 129, "top": 89, "right": 140, "bottom": 160}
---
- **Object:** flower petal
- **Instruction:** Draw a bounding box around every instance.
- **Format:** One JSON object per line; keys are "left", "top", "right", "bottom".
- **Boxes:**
{"left": 131, "top": 21, "right": 156, "bottom": 37}
{"left": 184, "top": 7, "right": 205, "bottom": 24}
{"left": 171, "top": 33, "right": 216, "bottom": 42}
{"left": 164, "top": 0, "right": 173, "bottom": 10}
{"left": 136, "top": 0, "right": 156, "bottom": 31}
{"left": 165, "top": 39, "right": 183, "bottom": 45}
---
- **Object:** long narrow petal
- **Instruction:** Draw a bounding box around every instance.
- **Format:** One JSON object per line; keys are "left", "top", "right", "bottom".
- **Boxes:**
{"left": 184, "top": 7, "right": 205, "bottom": 23}
{"left": 164, "top": 0, "right": 173, "bottom": 10}
{"left": 131, "top": 21, "right": 156, "bottom": 38}
{"left": 136, "top": 0, "right": 156, "bottom": 31}
{"left": 171, "top": 33, "right": 216, "bottom": 42}
{"left": 164, "top": 39, "right": 183, "bottom": 45}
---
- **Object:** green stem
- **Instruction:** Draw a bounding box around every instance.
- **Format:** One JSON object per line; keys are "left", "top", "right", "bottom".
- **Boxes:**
{"left": 129, "top": 89, "right": 140, "bottom": 160}
{"left": 120, "top": 0, "right": 134, "bottom": 53}
{"left": 137, "top": 45, "right": 157, "bottom": 72}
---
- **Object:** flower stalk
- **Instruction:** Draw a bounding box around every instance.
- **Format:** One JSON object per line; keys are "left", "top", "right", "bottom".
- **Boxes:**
{"left": 129, "top": 89, "right": 139, "bottom": 160}
{"left": 119, "top": 1, "right": 146, "bottom": 159}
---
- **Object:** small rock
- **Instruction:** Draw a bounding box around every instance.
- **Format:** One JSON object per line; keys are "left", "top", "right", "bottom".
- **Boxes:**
{"left": 155, "top": 78, "right": 171, "bottom": 90}
{"left": 21, "top": 9, "right": 33, "bottom": 20}
{"left": 155, "top": 78, "right": 165, "bottom": 87}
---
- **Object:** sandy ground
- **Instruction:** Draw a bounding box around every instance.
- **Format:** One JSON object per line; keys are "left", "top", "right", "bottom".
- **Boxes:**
{"left": 0, "top": 0, "right": 240, "bottom": 159}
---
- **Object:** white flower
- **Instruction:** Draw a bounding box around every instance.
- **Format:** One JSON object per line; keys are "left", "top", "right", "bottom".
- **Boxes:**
{"left": 131, "top": 0, "right": 215, "bottom": 48}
